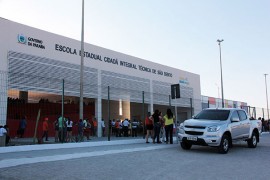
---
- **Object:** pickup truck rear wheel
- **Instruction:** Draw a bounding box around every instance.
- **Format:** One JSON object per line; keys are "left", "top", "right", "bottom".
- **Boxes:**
{"left": 247, "top": 132, "right": 257, "bottom": 148}
{"left": 218, "top": 134, "right": 230, "bottom": 154}
{"left": 181, "top": 141, "right": 192, "bottom": 150}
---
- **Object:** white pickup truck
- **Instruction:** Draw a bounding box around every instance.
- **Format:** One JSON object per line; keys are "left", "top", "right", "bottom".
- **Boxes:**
{"left": 178, "top": 108, "right": 262, "bottom": 154}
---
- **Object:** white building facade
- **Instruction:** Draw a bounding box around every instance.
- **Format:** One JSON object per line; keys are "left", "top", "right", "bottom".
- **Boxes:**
{"left": 0, "top": 18, "right": 201, "bottom": 136}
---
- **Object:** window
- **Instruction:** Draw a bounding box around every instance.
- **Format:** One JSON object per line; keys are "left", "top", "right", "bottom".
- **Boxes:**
{"left": 231, "top": 111, "right": 240, "bottom": 121}
{"left": 238, "top": 110, "right": 247, "bottom": 121}
{"left": 194, "top": 110, "right": 230, "bottom": 120}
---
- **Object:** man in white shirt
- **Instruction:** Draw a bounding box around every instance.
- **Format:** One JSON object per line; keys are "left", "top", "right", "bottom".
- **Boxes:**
{"left": 122, "top": 119, "right": 129, "bottom": 137}
{"left": 101, "top": 119, "right": 105, "bottom": 137}
{"left": 0, "top": 125, "right": 7, "bottom": 146}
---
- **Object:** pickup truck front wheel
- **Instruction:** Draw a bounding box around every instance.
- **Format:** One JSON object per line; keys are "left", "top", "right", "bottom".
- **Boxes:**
{"left": 218, "top": 134, "right": 230, "bottom": 154}
{"left": 247, "top": 132, "right": 257, "bottom": 148}
{"left": 181, "top": 141, "right": 192, "bottom": 150}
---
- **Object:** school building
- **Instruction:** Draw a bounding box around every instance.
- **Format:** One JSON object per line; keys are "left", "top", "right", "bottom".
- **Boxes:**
{"left": 0, "top": 18, "right": 245, "bottom": 138}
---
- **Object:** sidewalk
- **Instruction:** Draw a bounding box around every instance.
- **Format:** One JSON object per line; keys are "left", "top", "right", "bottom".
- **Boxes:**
{"left": 1, "top": 135, "right": 179, "bottom": 154}
{"left": 0, "top": 136, "right": 147, "bottom": 153}
{"left": 0, "top": 137, "right": 177, "bottom": 170}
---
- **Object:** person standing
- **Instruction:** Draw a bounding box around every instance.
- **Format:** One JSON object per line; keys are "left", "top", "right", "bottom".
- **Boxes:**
{"left": 66, "top": 117, "right": 73, "bottom": 142}
{"left": 77, "top": 119, "right": 84, "bottom": 142}
{"left": 115, "top": 120, "right": 120, "bottom": 137}
{"left": 54, "top": 118, "right": 59, "bottom": 142}
{"left": 132, "top": 119, "right": 138, "bottom": 137}
{"left": 63, "top": 117, "right": 67, "bottom": 142}
{"left": 128, "top": 120, "right": 132, "bottom": 136}
{"left": 93, "top": 118, "right": 97, "bottom": 137}
{"left": 101, "top": 119, "right": 106, "bottom": 137}
{"left": 58, "top": 116, "right": 65, "bottom": 142}
{"left": 261, "top": 118, "right": 265, "bottom": 132}
{"left": 90, "top": 117, "right": 94, "bottom": 136}
{"left": 4, "top": 125, "right": 10, "bottom": 145}
{"left": 111, "top": 119, "right": 116, "bottom": 135}
{"left": 164, "top": 109, "right": 174, "bottom": 144}
{"left": 0, "top": 125, "right": 7, "bottom": 146}
{"left": 83, "top": 119, "right": 91, "bottom": 140}
{"left": 86, "top": 119, "right": 92, "bottom": 140}
{"left": 159, "top": 112, "right": 166, "bottom": 143}
{"left": 122, "top": 118, "right": 129, "bottom": 137}
{"left": 18, "top": 116, "right": 27, "bottom": 138}
{"left": 42, "top": 117, "right": 49, "bottom": 141}
{"left": 145, "top": 112, "right": 153, "bottom": 143}
{"left": 150, "top": 110, "right": 162, "bottom": 144}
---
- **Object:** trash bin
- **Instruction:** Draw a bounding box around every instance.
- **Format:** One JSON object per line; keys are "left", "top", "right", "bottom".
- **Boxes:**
{"left": 0, "top": 135, "right": 6, "bottom": 147}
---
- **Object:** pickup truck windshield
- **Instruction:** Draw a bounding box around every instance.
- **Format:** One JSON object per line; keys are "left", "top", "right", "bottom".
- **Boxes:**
{"left": 194, "top": 110, "right": 230, "bottom": 120}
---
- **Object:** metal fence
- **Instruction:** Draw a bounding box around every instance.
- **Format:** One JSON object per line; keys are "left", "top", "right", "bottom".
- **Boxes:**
{"left": 0, "top": 69, "right": 269, "bottom": 142}
{"left": 5, "top": 83, "right": 197, "bottom": 139}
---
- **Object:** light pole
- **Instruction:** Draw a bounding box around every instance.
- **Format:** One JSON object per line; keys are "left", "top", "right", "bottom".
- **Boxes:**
{"left": 217, "top": 39, "right": 224, "bottom": 108}
{"left": 215, "top": 83, "right": 220, "bottom": 98}
{"left": 264, "top": 74, "right": 269, "bottom": 120}
{"left": 79, "top": 0, "right": 85, "bottom": 120}
{"left": 215, "top": 83, "right": 221, "bottom": 107}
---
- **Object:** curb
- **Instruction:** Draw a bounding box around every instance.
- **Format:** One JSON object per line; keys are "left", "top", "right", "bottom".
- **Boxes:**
{"left": 0, "top": 139, "right": 146, "bottom": 154}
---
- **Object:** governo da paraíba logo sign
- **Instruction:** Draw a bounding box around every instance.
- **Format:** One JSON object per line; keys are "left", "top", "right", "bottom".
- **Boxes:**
{"left": 17, "top": 34, "right": 45, "bottom": 49}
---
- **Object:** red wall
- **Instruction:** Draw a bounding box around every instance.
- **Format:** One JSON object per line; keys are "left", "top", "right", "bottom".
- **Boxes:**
{"left": 7, "top": 103, "right": 95, "bottom": 138}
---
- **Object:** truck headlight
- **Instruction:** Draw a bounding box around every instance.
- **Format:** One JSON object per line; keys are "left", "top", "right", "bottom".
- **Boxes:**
{"left": 207, "top": 126, "right": 220, "bottom": 132}
{"left": 178, "top": 123, "right": 184, "bottom": 134}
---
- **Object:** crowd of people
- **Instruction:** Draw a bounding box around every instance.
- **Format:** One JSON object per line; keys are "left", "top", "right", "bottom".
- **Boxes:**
{"left": 110, "top": 118, "right": 140, "bottom": 137}
{"left": 110, "top": 108, "right": 176, "bottom": 144}
{"left": 1, "top": 108, "right": 177, "bottom": 146}
{"left": 52, "top": 116, "right": 98, "bottom": 143}
{"left": 145, "top": 108, "right": 175, "bottom": 144}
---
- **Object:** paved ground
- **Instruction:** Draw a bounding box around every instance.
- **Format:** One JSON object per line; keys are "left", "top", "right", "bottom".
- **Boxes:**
{"left": 0, "top": 133, "right": 269, "bottom": 180}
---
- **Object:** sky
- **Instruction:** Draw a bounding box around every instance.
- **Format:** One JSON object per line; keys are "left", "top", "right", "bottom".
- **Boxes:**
{"left": 0, "top": 0, "right": 270, "bottom": 109}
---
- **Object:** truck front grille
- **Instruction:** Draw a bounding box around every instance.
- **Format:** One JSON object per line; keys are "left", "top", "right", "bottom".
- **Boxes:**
{"left": 185, "top": 131, "right": 204, "bottom": 135}
{"left": 185, "top": 125, "right": 205, "bottom": 129}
